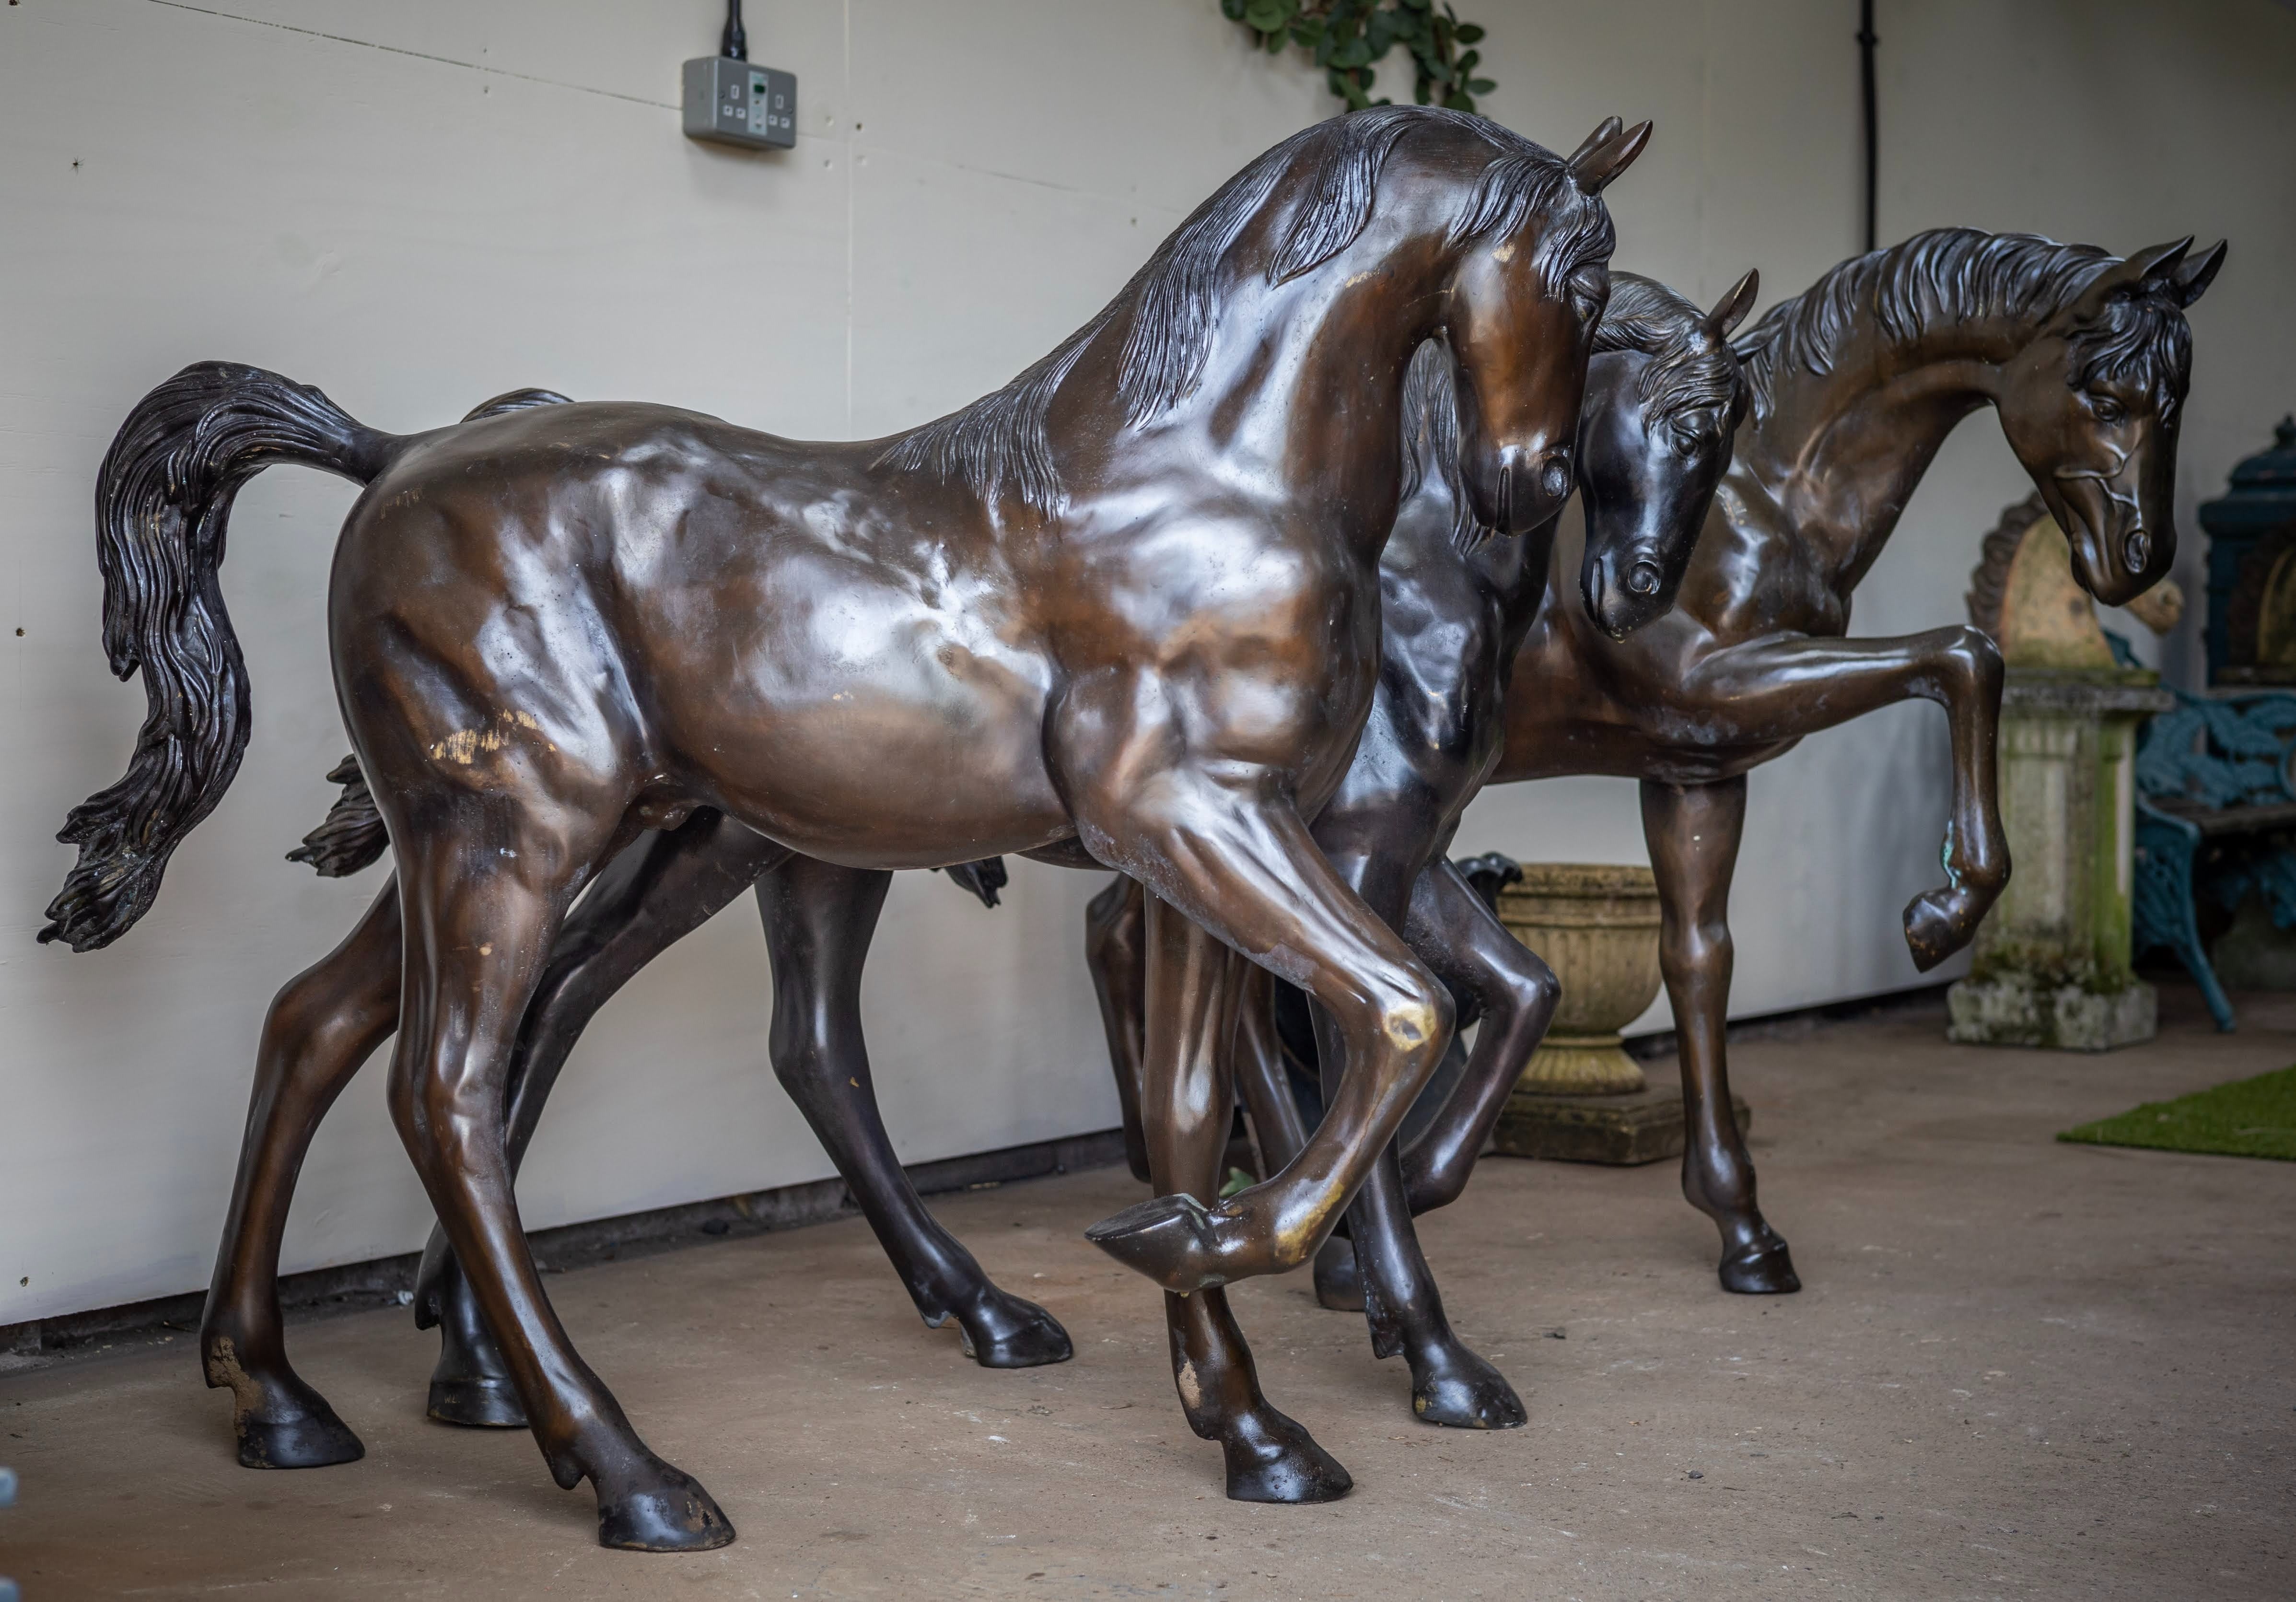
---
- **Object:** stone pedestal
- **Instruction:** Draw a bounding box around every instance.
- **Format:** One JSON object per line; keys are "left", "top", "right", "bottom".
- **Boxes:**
{"left": 1947, "top": 670, "right": 2174, "bottom": 1050}
{"left": 1494, "top": 1083, "right": 1749, "bottom": 1166}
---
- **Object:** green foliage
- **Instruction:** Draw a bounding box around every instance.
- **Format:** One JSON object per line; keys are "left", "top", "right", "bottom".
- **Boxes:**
{"left": 1219, "top": 0, "right": 1496, "bottom": 113}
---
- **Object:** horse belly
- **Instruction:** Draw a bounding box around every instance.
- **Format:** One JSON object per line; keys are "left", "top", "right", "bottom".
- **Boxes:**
{"left": 643, "top": 590, "right": 1071, "bottom": 869}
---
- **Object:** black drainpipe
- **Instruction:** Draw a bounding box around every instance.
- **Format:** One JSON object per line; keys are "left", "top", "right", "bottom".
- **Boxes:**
{"left": 1857, "top": 0, "right": 1879, "bottom": 253}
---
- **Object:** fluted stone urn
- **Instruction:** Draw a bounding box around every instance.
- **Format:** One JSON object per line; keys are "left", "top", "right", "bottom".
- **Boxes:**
{"left": 1496, "top": 863, "right": 1664, "bottom": 1096}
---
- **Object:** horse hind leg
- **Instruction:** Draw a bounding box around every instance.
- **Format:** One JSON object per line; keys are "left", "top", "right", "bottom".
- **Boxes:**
{"left": 419, "top": 809, "right": 786, "bottom": 1429}
{"left": 386, "top": 796, "right": 732, "bottom": 1552}
{"left": 200, "top": 880, "right": 404, "bottom": 1469}
{"left": 758, "top": 854, "right": 1071, "bottom": 1368}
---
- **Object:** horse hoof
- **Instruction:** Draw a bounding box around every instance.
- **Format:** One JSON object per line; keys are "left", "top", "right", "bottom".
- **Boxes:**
{"left": 1410, "top": 1348, "right": 1527, "bottom": 1430}
{"left": 1719, "top": 1235, "right": 1801, "bottom": 1295}
{"left": 594, "top": 1462, "right": 736, "bottom": 1553}
{"left": 1312, "top": 1240, "right": 1363, "bottom": 1312}
{"left": 236, "top": 1403, "right": 365, "bottom": 1470}
{"left": 1084, "top": 1193, "right": 1229, "bottom": 1293}
{"left": 1902, "top": 888, "right": 1978, "bottom": 971}
{"left": 1221, "top": 1413, "right": 1353, "bottom": 1504}
{"left": 956, "top": 1296, "right": 1074, "bottom": 1369}
{"left": 427, "top": 1375, "right": 527, "bottom": 1428}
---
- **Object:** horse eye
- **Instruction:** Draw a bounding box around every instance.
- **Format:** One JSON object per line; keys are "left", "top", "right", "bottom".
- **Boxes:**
{"left": 2087, "top": 392, "right": 2127, "bottom": 423}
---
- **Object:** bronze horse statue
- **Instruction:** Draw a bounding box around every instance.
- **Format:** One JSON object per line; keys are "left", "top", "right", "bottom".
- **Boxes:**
{"left": 1097, "top": 226, "right": 2224, "bottom": 1300}
{"left": 45, "top": 107, "right": 1649, "bottom": 1547}
{"left": 203, "top": 262, "right": 1749, "bottom": 1483}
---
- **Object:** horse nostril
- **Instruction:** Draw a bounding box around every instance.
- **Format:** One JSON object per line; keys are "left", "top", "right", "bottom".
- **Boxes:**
{"left": 2124, "top": 530, "right": 2151, "bottom": 573}
{"left": 1627, "top": 560, "right": 1662, "bottom": 596}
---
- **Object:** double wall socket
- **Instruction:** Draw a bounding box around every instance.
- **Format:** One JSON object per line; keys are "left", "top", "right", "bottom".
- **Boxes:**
{"left": 683, "top": 56, "right": 796, "bottom": 151}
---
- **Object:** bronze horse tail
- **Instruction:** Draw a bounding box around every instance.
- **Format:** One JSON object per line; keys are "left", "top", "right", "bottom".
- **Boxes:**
{"left": 39, "top": 370, "right": 571, "bottom": 949}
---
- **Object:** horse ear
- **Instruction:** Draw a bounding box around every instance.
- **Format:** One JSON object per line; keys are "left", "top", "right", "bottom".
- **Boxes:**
{"left": 1569, "top": 119, "right": 1651, "bottom": 196}
{"left": 2172, "top": 239, "right": 2227, "bottom": 307}
{"left": 2124, "top": 236, "right": 2194, "bottom": 290}
{"left": 1565, "top": 116, "right": 1623, "bottom": 167}
{"left": 1707, "top": 269, "right": 1760, "bottom": 337}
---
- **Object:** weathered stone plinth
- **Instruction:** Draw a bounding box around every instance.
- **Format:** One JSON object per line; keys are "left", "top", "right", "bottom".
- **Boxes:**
{"left": 1946, "top": 969, "right": 2156, "bottom": 1051}
{"left": 1493, "top": 1083, "right": 1751, "bottom": 1167}
{"left": 1947, "top": 669, "right": 2172, "bottom": 1050}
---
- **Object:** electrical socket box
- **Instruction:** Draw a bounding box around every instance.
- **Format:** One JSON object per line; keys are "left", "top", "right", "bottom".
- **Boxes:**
{"left": 683, "top": 57, "right": 796, "bottom": 150}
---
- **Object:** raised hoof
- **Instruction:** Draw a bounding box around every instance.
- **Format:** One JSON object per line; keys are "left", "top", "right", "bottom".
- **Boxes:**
{"left": 1311, "top": 1239, "right": 1363, "bottom": 1312}
{"left": 236, "top": 1403, "right": 365, "bottom": 1470}
{"left": 1084, "top": 1193, "right": 1228, "bottom": 1293}
{"left": 427, "top": 1375, "right": 527, "bottom": 1428}
{"left": 1221, "top": 1414, "right": 1353, "bottom": 1504}
{"left": 1902, "top": 887, "right": 1981, "bottom": 972}
{"left": 953, "top": 1297, "right": 1074, "bottom": 1369}
{"left": 595, "top": 1463, "right": 736, "bottom": 1553}
{"left": 1719, "top": 1234, "right": 1801, "bottom": 1295}
{"left": 1409, "top": 1349, "right": 1527, "bottom": 1430}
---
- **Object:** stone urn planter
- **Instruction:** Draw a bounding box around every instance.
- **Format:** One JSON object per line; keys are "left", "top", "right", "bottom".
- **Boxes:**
{"left": 1495, "top": 863, "right": 1664, "bottom": 1096}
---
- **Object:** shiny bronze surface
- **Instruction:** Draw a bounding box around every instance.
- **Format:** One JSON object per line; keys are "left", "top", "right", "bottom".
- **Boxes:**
{"left": 1489, "top": 230, "right": 2222, "bottom": 1292}
{"left": 48, "top": 107, "right": 1647, "bottom": 1539}
{"left": 1088, "top": 269, "right": 1756, "bottom": 1404}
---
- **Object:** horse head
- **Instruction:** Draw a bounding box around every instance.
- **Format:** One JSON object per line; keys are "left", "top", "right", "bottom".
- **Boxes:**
{"left": 1445, "top": 116, "right": 1649, "bottom": 540}
{"left": 1996, "top": 236, "right": 2225, "bottom": 608}
{"left": 1575, "top": 269, "right": 1758, "bottom": 640}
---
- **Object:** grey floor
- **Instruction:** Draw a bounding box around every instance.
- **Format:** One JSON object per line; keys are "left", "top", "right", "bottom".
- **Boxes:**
{"left": 3, "top": 984, "right": 2291, "bottom": 1600}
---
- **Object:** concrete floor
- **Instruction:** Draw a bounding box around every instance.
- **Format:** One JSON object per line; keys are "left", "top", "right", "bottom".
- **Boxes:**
{"left": 3, "top": 984, "right": 2292, "bottom": 1601}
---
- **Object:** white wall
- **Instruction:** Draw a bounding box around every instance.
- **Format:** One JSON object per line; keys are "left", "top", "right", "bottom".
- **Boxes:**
{"left": 2, "top": 1, "right": 2289, "bottom": 1325}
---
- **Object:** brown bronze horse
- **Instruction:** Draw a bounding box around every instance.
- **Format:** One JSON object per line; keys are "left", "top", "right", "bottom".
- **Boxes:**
{"left": 197, "top": 265, "right": 1745, "bottom": 1486}
{"left": 45, "top": 107, "right": 1648, "bottom": 1547}
{"left": 1096, "top": 228, "right": 2223, "bottom": 1304}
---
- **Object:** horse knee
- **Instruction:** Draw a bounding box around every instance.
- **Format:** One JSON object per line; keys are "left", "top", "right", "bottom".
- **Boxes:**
{"left": 1370, "top": 974, "right": 1454, "bottom": 1086}
{"left": 1487, "top": 943, "right": 1558, "bottom": 1027}
{"left": 1947, "top": 625, "right": 2004, "bottom": 692}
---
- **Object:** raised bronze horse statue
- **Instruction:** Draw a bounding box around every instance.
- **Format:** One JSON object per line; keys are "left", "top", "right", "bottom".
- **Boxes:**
{"left": 203, "top": 260, "right": 1748, "bottom": 1482}
{"left": 45, "top": 106, "right": 1649, "bottom": 1547}
{"left": 1097, "top": 226, "right": 2223, "bottom": 1301}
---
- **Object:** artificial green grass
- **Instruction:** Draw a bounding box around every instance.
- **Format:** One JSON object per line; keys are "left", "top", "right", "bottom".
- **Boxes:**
{"left": 2058, "top": 1064, "right": 2296, "bottom": 1161}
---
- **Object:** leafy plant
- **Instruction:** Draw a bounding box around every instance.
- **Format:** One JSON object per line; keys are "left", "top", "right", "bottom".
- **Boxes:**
{"left": 1221, "top": 0, "right": 1495, "bottom": 113}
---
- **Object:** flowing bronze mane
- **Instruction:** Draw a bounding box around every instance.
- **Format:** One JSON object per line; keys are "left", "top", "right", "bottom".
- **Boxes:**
{"left": 53, "top": 105, "right": 1655, "bottom": 1544}
{"left": 882, "top": 106, "right": 1613, "bottom": 512}
{"left": 1733, "top": 228, "right": 2195, "bottom": 426}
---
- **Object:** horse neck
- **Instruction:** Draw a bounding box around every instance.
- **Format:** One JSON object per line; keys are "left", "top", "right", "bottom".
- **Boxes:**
{"left": 1108, "top": 246, "right": 1447, "bottom": 559}
{"left": 1731, "top": 316, "right": 2031, "bottom": 599}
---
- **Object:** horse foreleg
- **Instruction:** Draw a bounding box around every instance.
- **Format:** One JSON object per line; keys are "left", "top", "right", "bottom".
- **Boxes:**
{"left": 1641, "top": 775, "right": 1799, "bottom": 1295}
{"left": 1298, "top": 846, "right": 1523, "bottom": 1431}
{"left": 419, "top": 810, "right": 786, "bottom": 1427}
{"left": 1083, "top": 792, "right": 1454, "bottom": 1292}
{"left": 1396, "top": 856, "right": 1559, "bottom": 1216}
{"left": 1676, "top": 627, "right": 2007, "bottom": 967}
{"left": 757, "top": 854, "right": 1071, "bottom": 1368}
{"left": 1141, "top": 893, "right": 1350, "bottom": 1502}
{"left": 200, "top": 880, "right": 403, "bottom": 1469}
{"left": 1084, "top": 873, "right": 1154, "bottom": 1182}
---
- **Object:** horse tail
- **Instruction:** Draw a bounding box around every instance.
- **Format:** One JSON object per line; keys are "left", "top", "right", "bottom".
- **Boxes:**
{"left": 39, "top": 362, "right": 405, "bottom": 951}
{"left": 269, "top": 386, "right": 576, "bottom": 884}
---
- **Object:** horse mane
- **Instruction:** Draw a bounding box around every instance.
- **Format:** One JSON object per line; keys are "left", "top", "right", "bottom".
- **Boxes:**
{"left": 1592, "top": 272, "right": 1742, "bottom": 434}
{"left": 881, "top": 106, "right": 1609, "bottom": 513}
{"left": 1401, "top": 272, "right": 1739, "bottom": 554}
{"left": 1732, "top": 228, "right": 2192, "bottom": 426}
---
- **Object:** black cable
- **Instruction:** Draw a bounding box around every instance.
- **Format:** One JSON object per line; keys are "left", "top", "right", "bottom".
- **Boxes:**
{"left": 1857, "top": 0, "right": 1878, "bottom": 254}
{"left": 723, "top": 0, "right": 747, "bottom": 62}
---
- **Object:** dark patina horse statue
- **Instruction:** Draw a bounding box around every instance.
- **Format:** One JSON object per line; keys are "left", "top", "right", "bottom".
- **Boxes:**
{"left": 211, "top": 260, "right": 1748, "bottom": 1486}
{"left": 45, "top": 106, "right": 1648, "bottom": 1547}
{"left": 1096, "top": 227, "right": 2224, "bottom": 1303}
